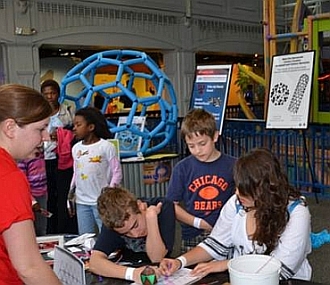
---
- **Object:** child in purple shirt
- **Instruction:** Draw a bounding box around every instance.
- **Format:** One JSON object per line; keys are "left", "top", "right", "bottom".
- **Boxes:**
{"left": 18, "top": 150, "right": 48, "bottom": 236}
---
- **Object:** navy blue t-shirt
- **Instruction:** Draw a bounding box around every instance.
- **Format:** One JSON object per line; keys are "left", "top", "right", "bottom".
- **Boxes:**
{"left": 93, "top": 197, "right": 175, "bottom": 263}
{"left": 167, "top": 153, "right": 236, "bottom": 240}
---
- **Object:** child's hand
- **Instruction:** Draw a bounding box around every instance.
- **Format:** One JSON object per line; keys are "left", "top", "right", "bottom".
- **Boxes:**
{"left": 159, "top": 258, "right": 181, "bottom": 276}
{"left": 50, "top": 130, "right": 58, "bottom": 141}
{"left": 146, "top": 202, "right": 162, "bottom": 218}
{"left": 67, "top": 200, "right": 76, "bottom": 217}
{"left": 137, "top": 199, "right": 147, "bottom": 211}
{"left": 67, "top": 187, "right": 76, "bottom": 202}
{"left": 191, "top": 260, "right": 228, "bottom": 276}
{"left": 32, "top": 200, "right": 41, "bottom": 212}
{"left": 200, "top": 219, "right": 213, "bottom": 232}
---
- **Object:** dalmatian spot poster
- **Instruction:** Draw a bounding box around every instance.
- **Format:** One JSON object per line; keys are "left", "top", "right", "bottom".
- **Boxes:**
{"left": 266, "top": 51, "right": 315, "bottom": 129}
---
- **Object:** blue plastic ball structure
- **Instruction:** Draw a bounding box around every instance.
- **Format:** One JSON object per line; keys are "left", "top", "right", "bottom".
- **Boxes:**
{"left": 59, "top": 50, "right": 178, "bottom": 158}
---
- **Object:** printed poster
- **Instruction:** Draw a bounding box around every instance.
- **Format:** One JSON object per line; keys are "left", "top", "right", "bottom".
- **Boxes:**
{"left": 114, "top": 116, "right": 146, "bottom": 154}
{"left": 190, "top": 64, "right": 232, "bottom": 135}
{"left": 266, "top": 51, "right": 315, "bottom": 129}
{"left": 143, "top": 160, "right": 172, "bottom": 185}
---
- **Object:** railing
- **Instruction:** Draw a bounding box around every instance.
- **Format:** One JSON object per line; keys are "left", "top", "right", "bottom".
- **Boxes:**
{"left": 220, "top": 120, "right": 330, "bottom": 198}
{"left": 108, "top": 108, "right": 330, "bottom": 198}
{"left": 225, "top": 103, "right": 265, "bottom": 119}
{"left": 174, "top": 117, "right": 330, "bottom": 198}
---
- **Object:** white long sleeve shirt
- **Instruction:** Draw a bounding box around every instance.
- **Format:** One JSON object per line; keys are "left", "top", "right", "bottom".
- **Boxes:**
{"left": 199, "top": 195, "right": 312, "bottom": 280}
{"left": 71, "top": 139, "right": 122, "bottom": 205}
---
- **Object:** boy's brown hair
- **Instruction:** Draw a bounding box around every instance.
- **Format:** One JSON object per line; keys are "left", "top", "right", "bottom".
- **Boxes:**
{"left": 181, "top": 108, "right": 217, "bottom": 140}
{"left": 97, "top": 187, "right": 140, "bottom": 229}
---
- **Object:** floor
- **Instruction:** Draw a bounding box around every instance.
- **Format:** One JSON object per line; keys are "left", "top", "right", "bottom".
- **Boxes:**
{"left": 306, "top": 195, "right": 330, "bottom": 284}
{"left": 171, "top": 194, "right": 330, "bottom": 284}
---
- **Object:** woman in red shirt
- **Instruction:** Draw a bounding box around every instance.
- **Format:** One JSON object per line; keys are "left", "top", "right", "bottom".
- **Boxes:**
{"left": 0, "top": 84, "right": 62, "bottom": 285}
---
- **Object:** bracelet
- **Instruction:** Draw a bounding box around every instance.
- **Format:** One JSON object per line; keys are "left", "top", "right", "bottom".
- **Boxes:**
{"left": 125, "top": 267, "right": 135, "bottom": 281}
{"left": 193, "top": 217, "right": 202, "bottom": 229}
{"left": 176, "top": 256, "right": 187, "bottom": 269}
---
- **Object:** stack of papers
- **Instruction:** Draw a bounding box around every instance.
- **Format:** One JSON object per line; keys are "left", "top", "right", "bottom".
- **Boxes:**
{"left": 64, "top": 233, "right": 95, "bottom": 246}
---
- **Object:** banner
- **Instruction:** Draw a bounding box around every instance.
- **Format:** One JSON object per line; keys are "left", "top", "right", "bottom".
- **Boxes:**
{"left": 143, "top": 160, "right": 172, "bottom": 185}
{"left": 190, "top": 64, "right": 232, "bottom": 135}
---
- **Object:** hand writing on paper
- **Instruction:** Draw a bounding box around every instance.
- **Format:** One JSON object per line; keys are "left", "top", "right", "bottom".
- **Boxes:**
{"left": 159, "top": 258, "right": 181, "bottom": 277}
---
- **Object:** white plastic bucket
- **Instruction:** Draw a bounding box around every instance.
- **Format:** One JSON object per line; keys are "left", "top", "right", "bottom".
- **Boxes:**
{"left": 228, "top": 254, "right": 281, "bottom": 285}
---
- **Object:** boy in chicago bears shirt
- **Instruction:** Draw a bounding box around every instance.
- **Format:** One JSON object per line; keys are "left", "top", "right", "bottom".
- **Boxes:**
{"left": 167, "top": 108, "right": 236, "bottom": 253}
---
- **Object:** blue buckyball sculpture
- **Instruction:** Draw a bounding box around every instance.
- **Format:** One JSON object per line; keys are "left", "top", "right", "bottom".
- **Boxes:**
{"left": 59, "top": 50, "right": 178, "bottom": 158}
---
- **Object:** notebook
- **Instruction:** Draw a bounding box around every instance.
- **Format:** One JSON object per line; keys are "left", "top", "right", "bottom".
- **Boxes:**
{"left": 53, "top": 246, "right": 86, "bottom": 285}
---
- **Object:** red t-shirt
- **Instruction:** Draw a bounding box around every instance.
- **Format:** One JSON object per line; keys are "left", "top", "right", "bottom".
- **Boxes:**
{"left": 0, "top": 148, "right": 33, "bottom": 285}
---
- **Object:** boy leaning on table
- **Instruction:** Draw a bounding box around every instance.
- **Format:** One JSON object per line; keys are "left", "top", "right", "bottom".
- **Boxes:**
{"left": 89, "top": 186, "right": 175, "bottom": 284}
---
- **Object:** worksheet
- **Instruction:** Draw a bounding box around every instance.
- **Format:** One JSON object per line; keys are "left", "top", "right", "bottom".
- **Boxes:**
{"left": 131, "top": 268, "right": 202, "bottom": 285}
{"left": 53, "top": 246, "right": 86, "bottom": 285}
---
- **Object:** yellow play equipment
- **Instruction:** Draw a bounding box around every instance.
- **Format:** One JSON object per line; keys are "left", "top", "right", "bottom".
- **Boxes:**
{"left": 239, "top": 0, "right": 330, "bottom": 122}
{"left": 262, "top": 0, "right": 306, "bottom": 117}
{"left": 236, "top": 64, "right": 266, "bottom": 119}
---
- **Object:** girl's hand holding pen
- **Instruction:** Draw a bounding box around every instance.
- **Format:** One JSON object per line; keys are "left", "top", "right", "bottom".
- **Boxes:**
{"left": 159, "top": 258, "right": 180, "bottom": 276}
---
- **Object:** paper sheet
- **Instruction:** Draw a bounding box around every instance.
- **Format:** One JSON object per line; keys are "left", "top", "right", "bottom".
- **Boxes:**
{"left": 53, "top": 246, "right": 86, "bottom": 285}
{"left": 64, "top": 233, "right": 95, "bottom": 246}
{"left": 131, "top": 268, "right": 202, "bottom": 285}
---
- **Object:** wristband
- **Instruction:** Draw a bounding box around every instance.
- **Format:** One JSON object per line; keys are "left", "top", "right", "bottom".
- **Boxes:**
{"left": 125, "top": 267, "right": 135, "bottom": 281}
{"left": 176, "top": 256, "right": 187, "bottom": 269}
{"left": 193, "top": 217, "right": 202, "bottom": 229}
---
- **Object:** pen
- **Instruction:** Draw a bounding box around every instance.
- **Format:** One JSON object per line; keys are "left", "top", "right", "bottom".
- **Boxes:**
{"left": 98, "top": 275, "right": 103, "bottom": 283}
{"left": 165, "top": 263, "right": 172, "bottom": 280}
{"left": 168, "top": 263, "right": 172, "bottom": 271}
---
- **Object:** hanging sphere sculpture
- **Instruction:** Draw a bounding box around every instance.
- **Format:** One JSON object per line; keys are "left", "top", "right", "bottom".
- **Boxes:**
{"left": 59, "top": 49, "right": 178, "bottom": 158}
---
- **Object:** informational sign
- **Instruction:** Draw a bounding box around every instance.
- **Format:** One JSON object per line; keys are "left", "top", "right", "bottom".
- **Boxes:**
{"left": 143, "top": 160, "right": 172, "bottom": 185}
{"left": 115, "top": 116, "right": 146, "bottom": 153}
{"left": 266, "top": 51, "right": 315, "bottom": 129}
{"left": 190, "top": 64, "right": 232, "bottom": 134}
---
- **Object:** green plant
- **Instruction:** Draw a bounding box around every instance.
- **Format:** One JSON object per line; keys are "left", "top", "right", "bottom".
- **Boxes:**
{"left": 235, "top": 68, "right": 252, "bottom": 93}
